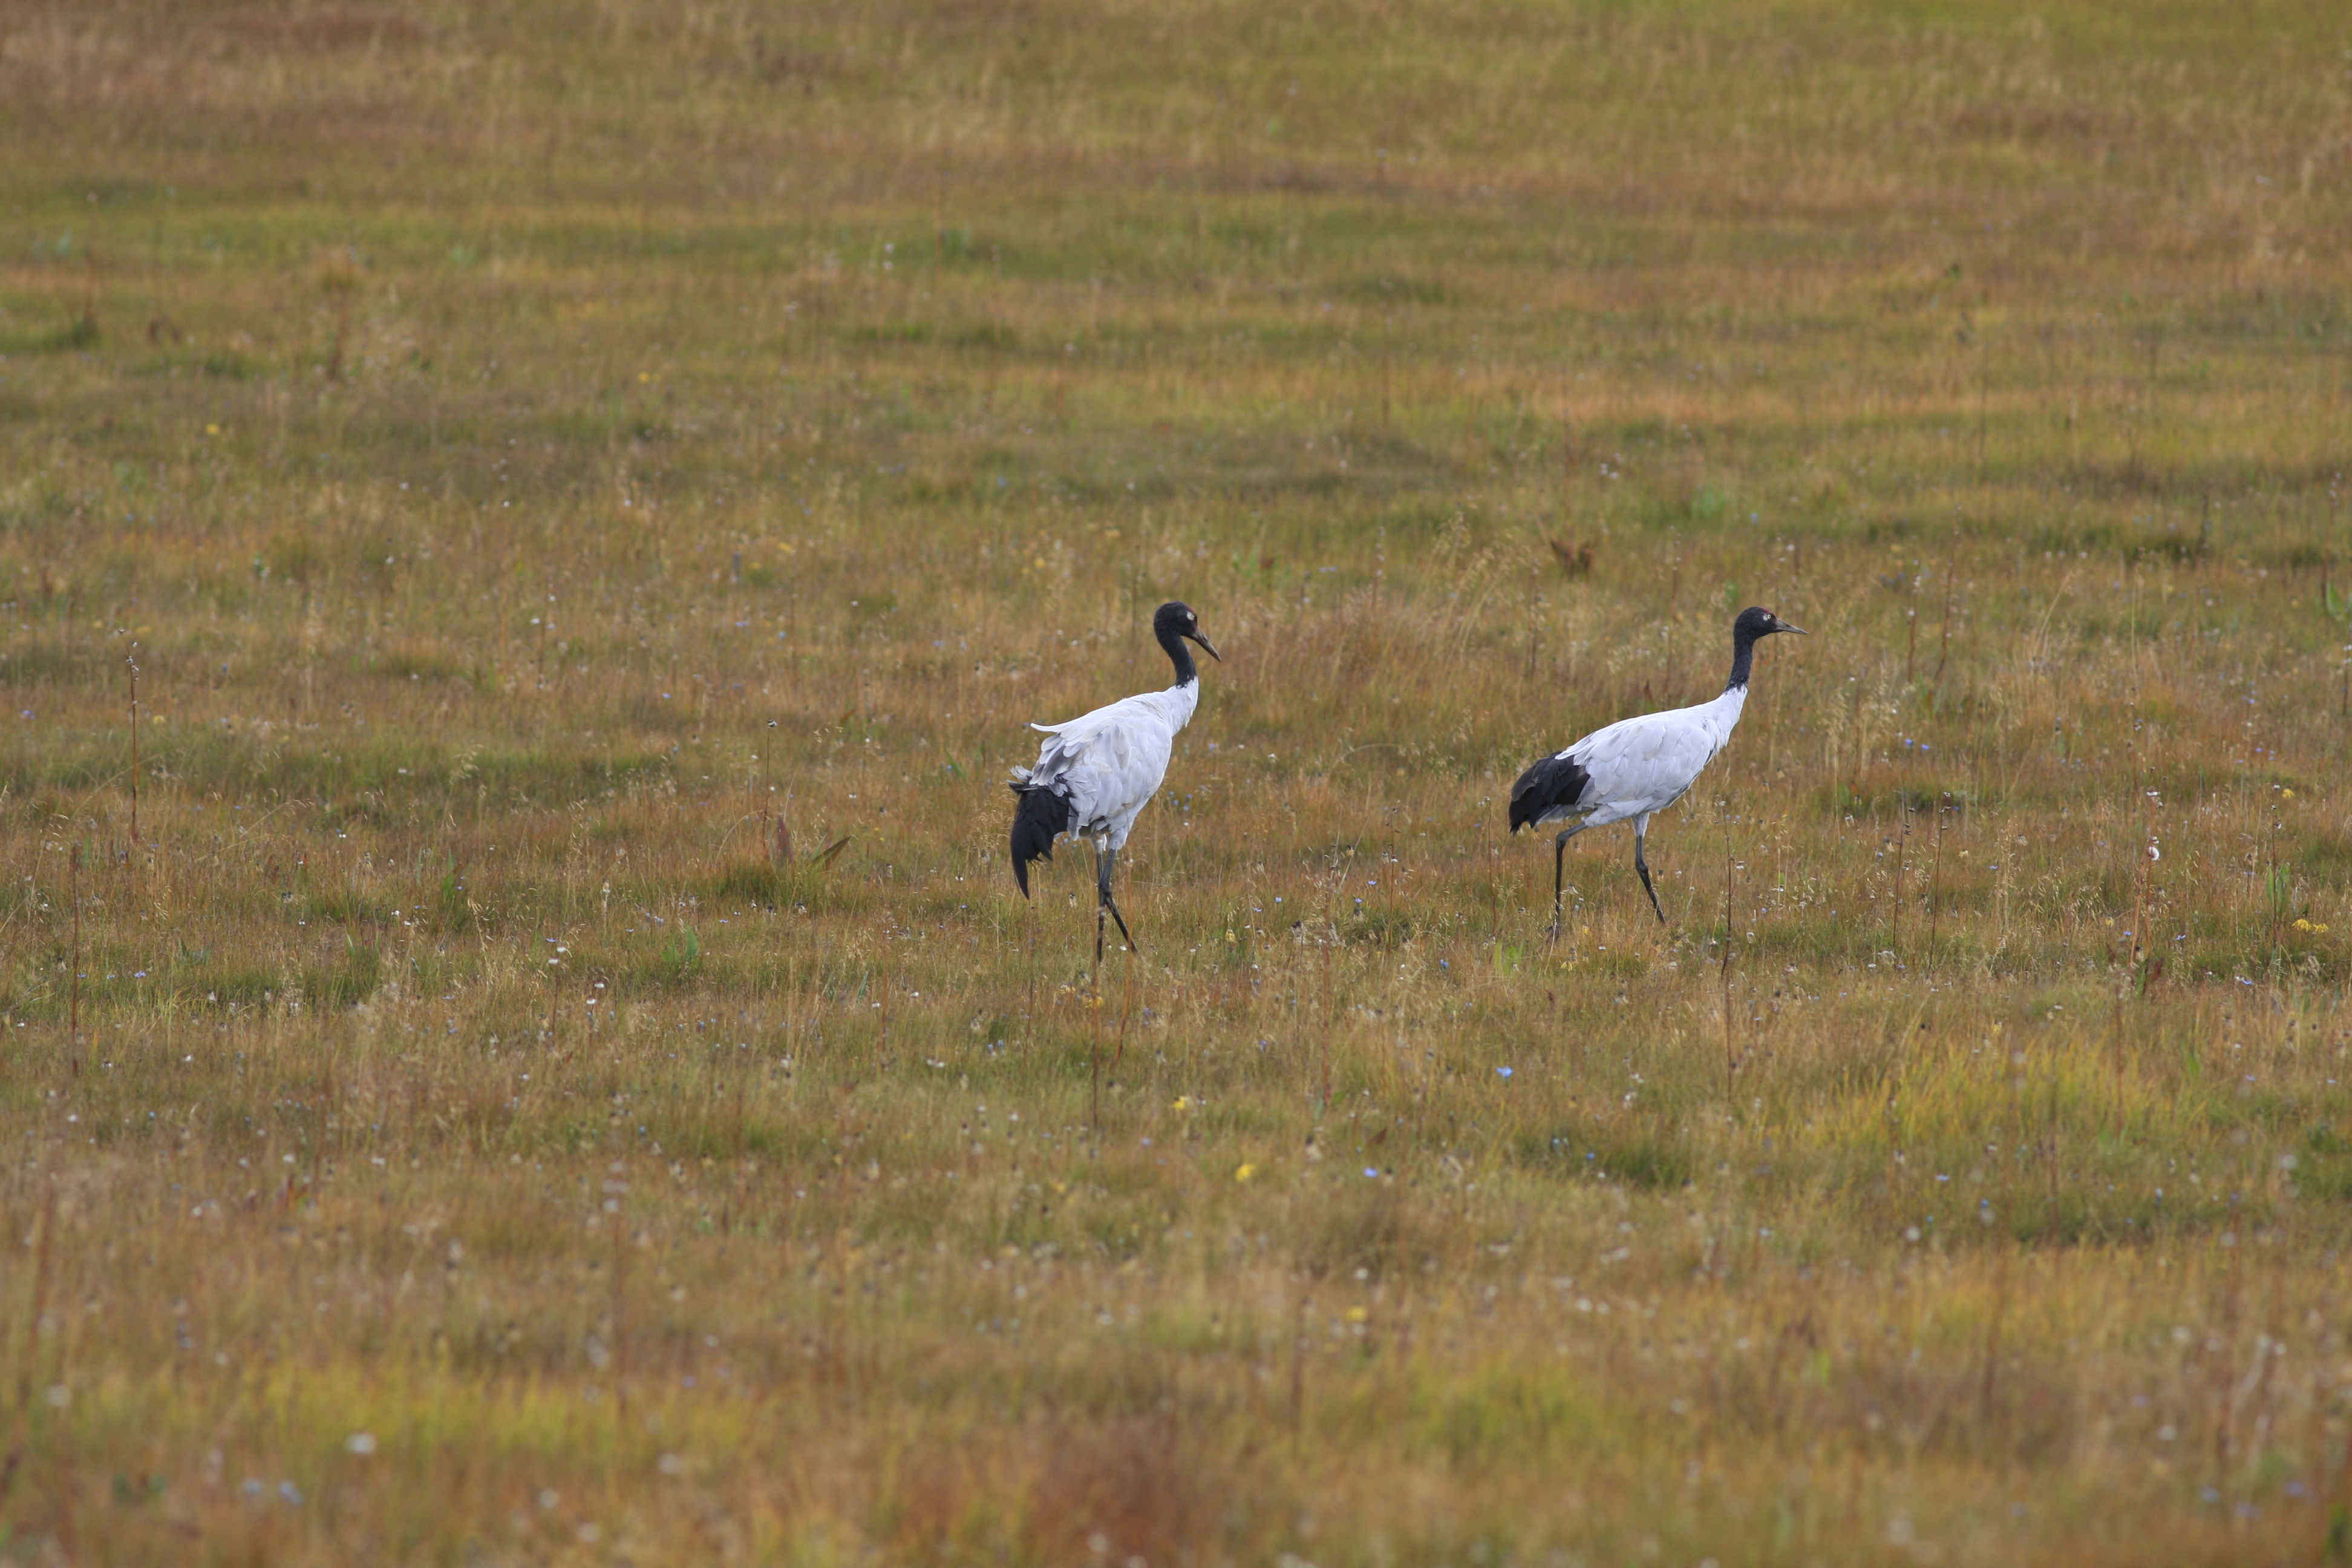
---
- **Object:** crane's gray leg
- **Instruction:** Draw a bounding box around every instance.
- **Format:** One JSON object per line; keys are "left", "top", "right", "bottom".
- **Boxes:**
{"left": 1548, "top": 822, "right": 1587, "bottom": 942}
{"left": 1098, "top": 843, "right": 1135, "bottom": 956}
{"left": 1632, "top": 814, "right": 1666, "bottom": 926}
{"left": 1093, "top": 842, "right": 1108, "bottom": 962}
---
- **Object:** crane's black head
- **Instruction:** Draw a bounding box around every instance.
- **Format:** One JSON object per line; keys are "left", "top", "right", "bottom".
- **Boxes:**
{"left": 1152, "top": 601, "right": 1221, "bottom": 684}
{"left": 1733, "top": 606, "right": 1806, "bottom": 642}
{"left": 1726, "top": 606, "right": 1805, "bottom": 691}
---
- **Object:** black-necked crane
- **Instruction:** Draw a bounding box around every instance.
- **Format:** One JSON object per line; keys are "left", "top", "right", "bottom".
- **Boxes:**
{"left": 1010, "top": 601, "right": 1221, "bottom": 959}
{"left": 1509, "top": 606, "right": 1806, "bottom": 935}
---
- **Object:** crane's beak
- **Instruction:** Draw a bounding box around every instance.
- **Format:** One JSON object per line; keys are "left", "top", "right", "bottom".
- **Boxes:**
{"left": 1187, "top": 630, "right": 1223, "bottom": 662}
{"left": 1779, "top": 622, "right": 1809, "bottom": 636}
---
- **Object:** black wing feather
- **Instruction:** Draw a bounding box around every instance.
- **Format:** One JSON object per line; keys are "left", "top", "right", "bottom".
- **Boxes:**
{"left": 1009, "top": 780, "right": 1077, "bottom": 896}
{"left": 1508, "top": 752, "right": 1592, "bottom": 834}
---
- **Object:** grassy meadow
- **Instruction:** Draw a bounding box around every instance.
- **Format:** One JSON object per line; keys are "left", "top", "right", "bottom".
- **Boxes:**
{"left": 5, "top": 0, "right": 2352, "bottom": 1561}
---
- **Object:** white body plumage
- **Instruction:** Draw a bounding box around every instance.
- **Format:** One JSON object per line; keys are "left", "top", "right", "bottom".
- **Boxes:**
{"left": 1013, "top": 680, "right": 1200, "bottom": 854}
{"left": 1524, "top": 684, "right": 1747, "bottom": 831}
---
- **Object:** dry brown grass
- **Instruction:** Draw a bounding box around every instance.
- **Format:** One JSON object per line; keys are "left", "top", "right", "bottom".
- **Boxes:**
{"left": 2, "top": 0, "right": 2350, "bottom": 1561}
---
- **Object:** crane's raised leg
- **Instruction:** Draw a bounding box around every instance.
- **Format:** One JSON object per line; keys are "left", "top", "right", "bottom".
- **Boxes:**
{"left": 1547, "top": 822, "right": 1587, "bottom": 942}
{"left": 1096, "top": 843, "right": 1135, "bottom": 960}
{"left": 1632, "top": 814, "right": 1666, "bottom": 926}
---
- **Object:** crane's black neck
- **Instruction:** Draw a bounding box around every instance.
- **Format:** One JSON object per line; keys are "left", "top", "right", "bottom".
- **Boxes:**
{"left": 1159, "top": 621, "right": 1200, "bottom": 687}
{"left": 1726, "top": 622, "right": 1766, "bottom": 693}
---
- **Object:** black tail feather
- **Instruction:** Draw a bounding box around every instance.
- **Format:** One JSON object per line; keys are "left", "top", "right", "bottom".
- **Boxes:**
{"left": 1009, "top": 780, "right": 1075, "bottom": 897}
{"left": 1508, "top": 753, "right": 1592, "bottom": 834}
